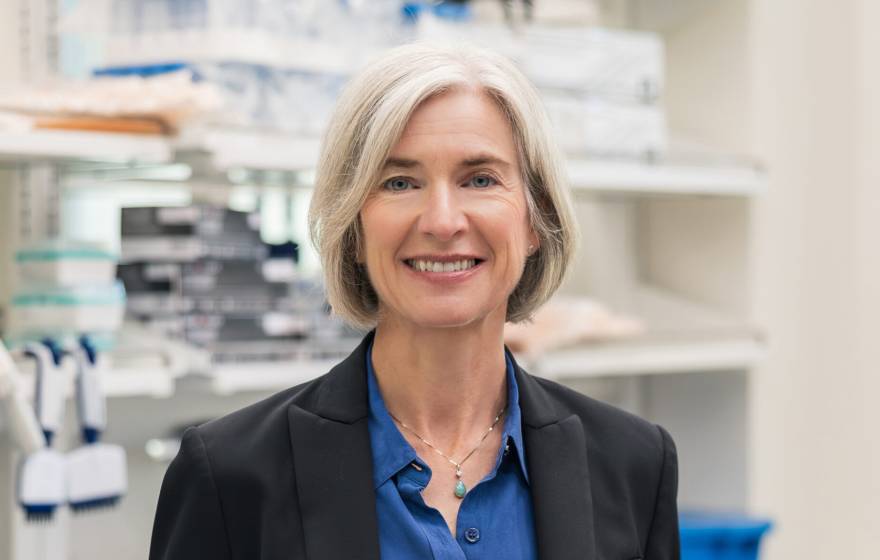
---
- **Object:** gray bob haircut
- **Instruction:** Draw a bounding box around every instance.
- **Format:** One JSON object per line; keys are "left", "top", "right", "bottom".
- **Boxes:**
{"left": 308, "top": 42, "right": 577, "bottom": 330}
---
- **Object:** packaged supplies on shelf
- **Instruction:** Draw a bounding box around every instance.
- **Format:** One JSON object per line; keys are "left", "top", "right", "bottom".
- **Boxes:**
{"left": 120, "top": 261, "right": 293, "bottom": 316}
{"left": 208, "top": 336, "right": 361, "bottom": 365}
{"left": 95, "top": 62, "right": 346, "bottom": 134}
{"left": 181, "top": 260, "right": 294, "bottom": 290}
{"left": 121, "top": 205, "right": 260, "bottom": 237}
{"left": 522, "top": 27, "right": 664, "bottom": 101}
{"left": 16, "top": 240, "right": 118, "bottom": 286}
{"left": 184, "top": 312, "right": 309, "bottom": 346}
{"left": 679, "top": 512, "right": 772, "bottom": 560}
{"left": 126, "top": 290, "right": 290, "bottom": 317}
{"left": 192, "top": 63, "right": 347, "bottom": 134}
{"left": 120, "top": 235, "right": 268, "bottom": 262}
{"left": 542, "top": 94, "right": 667, "bottom": 158}
{"left": 7, "top": 281, "right": 126, "bottom": 338}
{"left": 0, "top": 70, "right": 222, "bottom": 133}
{"left": 120, "top": 206, "right": 266, "bottom": 262}
{"left": 120, "top": 261, "right": 287, "bottom": 293}
{"left": 69, "top": 0, "right": 401, "bottom": 73}
{"left": 504, "top": 296, "right": 643, "bottom": 359}
{"left": 415, "top": 19, "right": 664, "bottom": 102}
{"left": 116, "top": 262, "right": 177, "bottom": 293}
{"left": 126, "top": 294, "right": 194, "bottom": 316}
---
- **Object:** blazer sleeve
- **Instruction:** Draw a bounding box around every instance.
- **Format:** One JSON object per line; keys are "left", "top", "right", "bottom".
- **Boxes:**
{"left": 149, "top": 427, "right": 231, "bottom": 560}
{"left": 644, "top": 425, "right": 680, "bottom": 560}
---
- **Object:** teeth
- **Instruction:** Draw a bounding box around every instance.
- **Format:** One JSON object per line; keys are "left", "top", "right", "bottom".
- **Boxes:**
{"left": 408, "top": 259, "right": 477, "bottom": 272}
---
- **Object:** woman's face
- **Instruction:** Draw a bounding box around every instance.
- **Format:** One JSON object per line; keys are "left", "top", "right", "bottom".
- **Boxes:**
{"left": 359, "top": 88, "right": 538, "bottom": 330}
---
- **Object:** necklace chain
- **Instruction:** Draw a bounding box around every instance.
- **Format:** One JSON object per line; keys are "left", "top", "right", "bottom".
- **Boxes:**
{"left": 388, "top": 406, "right": 506, "bottom": 497}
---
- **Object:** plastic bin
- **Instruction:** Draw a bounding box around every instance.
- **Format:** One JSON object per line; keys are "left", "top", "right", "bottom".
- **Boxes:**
{"left": 680, "top": 512, "right": 772, "bottom": 560}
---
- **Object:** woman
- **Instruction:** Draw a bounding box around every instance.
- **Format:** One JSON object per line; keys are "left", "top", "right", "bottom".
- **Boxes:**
{"left": 150, "top": 43, "right": 679, "bottom": 560}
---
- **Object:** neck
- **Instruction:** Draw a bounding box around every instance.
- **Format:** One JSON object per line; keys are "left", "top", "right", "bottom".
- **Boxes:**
{"left": 370, "top": 315, "right": 509, "bottom": 454}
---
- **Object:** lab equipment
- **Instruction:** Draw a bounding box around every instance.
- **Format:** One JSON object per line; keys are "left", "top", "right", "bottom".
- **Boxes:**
{"left": 67, "top": 337, "right": 128, "bottom": 513}
{"left": 17, "top": 341, "right": 68, "bottom": 523}
{"left": 16, "top": 240, "right": 118, "bottom": 286}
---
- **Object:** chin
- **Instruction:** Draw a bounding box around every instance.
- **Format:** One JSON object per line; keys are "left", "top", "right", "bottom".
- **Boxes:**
{"left": 398, "top": 302, "right": 503, "bottom": 331}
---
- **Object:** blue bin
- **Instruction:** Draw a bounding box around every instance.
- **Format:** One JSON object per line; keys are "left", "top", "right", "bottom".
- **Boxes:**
{"left": 680, "top": 512, "right": 772, "bottom": 560}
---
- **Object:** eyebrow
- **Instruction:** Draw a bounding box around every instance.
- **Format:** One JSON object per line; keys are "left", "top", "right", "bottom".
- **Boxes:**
{"left": 381, "top": 153, "right": 513, "bottom": 171}
{"left": 382, "top": 157, "right": 420, "bottom": 169}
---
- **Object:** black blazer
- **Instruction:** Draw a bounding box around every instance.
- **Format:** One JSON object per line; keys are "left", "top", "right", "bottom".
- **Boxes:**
{"left": 150, "top": 333, "right": 680, "bottom": 559}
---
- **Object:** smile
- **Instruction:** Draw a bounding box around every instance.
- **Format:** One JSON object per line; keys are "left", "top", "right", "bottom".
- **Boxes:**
{"left": 404, "top": 258, "right": 482, "bottom": 273}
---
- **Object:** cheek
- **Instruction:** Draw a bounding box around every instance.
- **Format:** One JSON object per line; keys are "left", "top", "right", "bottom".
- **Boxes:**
{"left": 472, "top": 194, "right": 532, "bottom": 251}
{"left": 359, "top": 199, "right": 415, "bottom": 292}
{"left": 361, "top": 200, "right": 401, "bottom": 256}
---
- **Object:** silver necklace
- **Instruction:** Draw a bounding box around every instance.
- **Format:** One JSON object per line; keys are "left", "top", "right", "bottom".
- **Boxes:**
{"left": 388, "top": 407, "right": 506, "bottom": 499}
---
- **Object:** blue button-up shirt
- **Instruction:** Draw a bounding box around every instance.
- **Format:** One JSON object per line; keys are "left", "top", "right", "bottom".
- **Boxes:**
{"left": 366, "top": 343, "right": 538, "bottom": 560}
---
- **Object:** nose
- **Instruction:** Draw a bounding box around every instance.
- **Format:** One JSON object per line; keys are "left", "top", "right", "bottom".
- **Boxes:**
{"left": 416, "top": 182, "right": 467, "bottom": 242}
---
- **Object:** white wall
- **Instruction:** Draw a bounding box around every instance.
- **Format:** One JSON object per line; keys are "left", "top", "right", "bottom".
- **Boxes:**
{"left": 748, "top": 0, "right": 880, "bottom": 557}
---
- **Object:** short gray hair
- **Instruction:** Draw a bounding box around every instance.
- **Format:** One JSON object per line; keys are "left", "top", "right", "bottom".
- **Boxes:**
{"left": 308, "top": 42, "right": 577, "bottom": 330}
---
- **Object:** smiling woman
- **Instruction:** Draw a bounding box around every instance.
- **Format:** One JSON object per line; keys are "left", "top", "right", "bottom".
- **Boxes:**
{"left": 150, "top": 43, "right": 680, "bottom": 560}
{"left": 310, "top": 44, "right": 576, "bottom": 331}
{"left": 360, "top": 88, "right": 536, "bottom": 331}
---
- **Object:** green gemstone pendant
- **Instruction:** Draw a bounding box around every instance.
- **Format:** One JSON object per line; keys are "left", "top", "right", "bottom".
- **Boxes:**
{"left": 454, "top": 480, "right": 467, "bottom": 499}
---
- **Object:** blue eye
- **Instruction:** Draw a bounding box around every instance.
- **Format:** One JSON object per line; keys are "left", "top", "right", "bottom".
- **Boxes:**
{"left": 384, "top": 177, "right": 414, "bottom": 192}
{"left": 468, "top": 175, "right": 497, "bottom": 188}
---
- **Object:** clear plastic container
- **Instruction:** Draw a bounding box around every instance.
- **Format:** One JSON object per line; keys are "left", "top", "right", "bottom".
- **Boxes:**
{"left": 16, "top": 241, "right": 119, "bottom": 287}
{"left": 8, "top": 282, "right": 127, "bottom": 337}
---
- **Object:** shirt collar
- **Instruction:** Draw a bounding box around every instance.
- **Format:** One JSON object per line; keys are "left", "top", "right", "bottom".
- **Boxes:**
{"left": 366, "top": 341, "right": 529, "bottom": 489}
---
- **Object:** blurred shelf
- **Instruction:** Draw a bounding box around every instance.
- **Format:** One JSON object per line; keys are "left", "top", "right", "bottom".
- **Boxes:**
{"left": 175, "top": 127, "right": 321, "bottom": 173}
{"left": 102, "top": 31, "right": 361, "bottom": 75}
{"left": 0, "top": 129, "right": 172, "bottom": 164}
{"left": 196, "top": 332, "right": 763, "bottom": 396}
{"left": 521, "top": 284, "right": 763, "bottom": 378}
{"left": 0, "top": 127, "right": 766, "bottom": 197}
{"left": 101, "top": 367, "right": 176, "bottom": 398}
{"left": 567, "top": 158, "right": 767, "bottom": 196}
{"left": 206, "top": 358, "right": 343, "bottom": 395}
{"left": 190, "top": 286, "right": 762, "bottom": 395}
{"left": 179, "top": 128, "right": 767, "bottom": 195}
{"left": 526, "top": 335, "right": 764, "bottom": 379}
{"left": 4, "top": 361, "right": 176, "bottom": 400}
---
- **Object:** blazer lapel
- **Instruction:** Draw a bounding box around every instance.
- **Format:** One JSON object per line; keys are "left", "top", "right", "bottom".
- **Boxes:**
{"left": 515, "top": 362, "right": 598, "bottom": 560}
{"left": 286, "top": 337, "right": 597, "bottom": 560}
{"left": 287, "top": 335, "right": 381, "bottom": 560}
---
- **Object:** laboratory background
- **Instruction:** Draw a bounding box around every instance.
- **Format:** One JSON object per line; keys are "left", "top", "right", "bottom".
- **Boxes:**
{"left": 0, "top": 0, "right": 877, "bottom": 559}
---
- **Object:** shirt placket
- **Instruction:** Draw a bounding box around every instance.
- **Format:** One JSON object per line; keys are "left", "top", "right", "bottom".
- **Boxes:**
{"left": 396, "top": 463, "right": 467, "bottom": 560}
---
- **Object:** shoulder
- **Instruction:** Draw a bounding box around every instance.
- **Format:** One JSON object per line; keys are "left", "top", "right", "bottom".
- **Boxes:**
{"left": 185, "top": 335, "right": 372, "bottom": 476}
{"left": 522, "top": 372, "right": 674, "bottom": 474}
{"left": 520, "top": 371, "right": 679, "bottom": 550}
{"left": 192, "top": 373, "right": 329, "bottom": 464}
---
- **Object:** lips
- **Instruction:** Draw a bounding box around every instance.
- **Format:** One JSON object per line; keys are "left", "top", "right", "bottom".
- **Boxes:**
{"left": 405, "top": 258, "right": 480, "bottom": 272}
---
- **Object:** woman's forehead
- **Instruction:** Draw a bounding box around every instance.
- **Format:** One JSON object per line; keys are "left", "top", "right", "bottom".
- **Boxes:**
{"left": 388, "top": 89, "right": 518, "bottom": 165}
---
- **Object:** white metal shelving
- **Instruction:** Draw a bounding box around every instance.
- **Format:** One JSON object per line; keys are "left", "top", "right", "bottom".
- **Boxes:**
{"left": 528, "top": 336, "right": 763, "bottom": 380}
{"left": 205, "top": 357, "right": 345, "bottom": 395}
{"left": 189, "top": 332, "right": 763, "bottom": 397}
{"left": 0, "top": 129, "right": 171, "bottom": 164}
{"left": 1, "top": 358, "right": 176, "bottom": 400}
{"left": 0, "top": 5, "right": 772, "bottom": 557}
{"left": 0, "top": 127, "right": 767, "bottom": 196}
{"left": 161, "top": 285, "right": 763, "bottom": 397}
{"left": 101, "top": 30, "right": 362, "bottom": 75}
{"left": 175, "top": 127, "right": 322, "bottom": 173}
{"left": 567, "top": 157, "right": 766, "bottom": 196}
{"left": 0, "top": 125, "right": 767, "bottom": 401}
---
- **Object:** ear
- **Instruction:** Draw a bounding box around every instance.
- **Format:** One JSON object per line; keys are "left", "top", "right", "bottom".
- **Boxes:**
{"left": 527, "top": 230, "right": 540, "bottom": 255}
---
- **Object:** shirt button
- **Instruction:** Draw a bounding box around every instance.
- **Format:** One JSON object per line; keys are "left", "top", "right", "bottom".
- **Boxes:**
{"left": 464, "top": 527, "right": 481, "bottom": 544}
